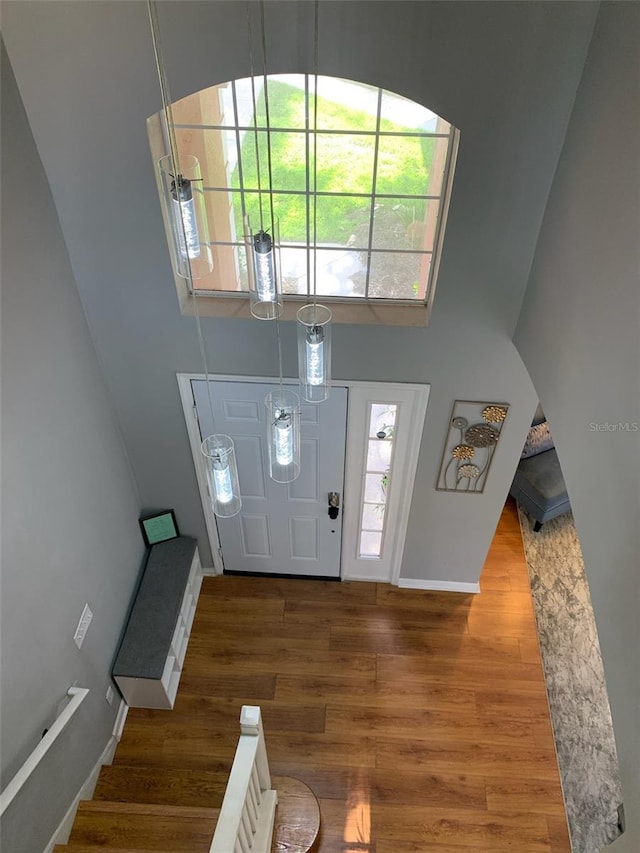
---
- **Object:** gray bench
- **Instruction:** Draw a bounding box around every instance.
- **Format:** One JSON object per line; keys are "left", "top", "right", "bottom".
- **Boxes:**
{"left": 112, "top": 537, "right": 201, "bottom": 708}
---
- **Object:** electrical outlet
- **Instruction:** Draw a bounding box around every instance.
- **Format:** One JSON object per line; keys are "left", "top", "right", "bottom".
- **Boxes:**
{"left": 73, "top": 604, "right": 93, "bottom": 649}
{"left": 105, "top": 685, "right": 115, "bottom": 706}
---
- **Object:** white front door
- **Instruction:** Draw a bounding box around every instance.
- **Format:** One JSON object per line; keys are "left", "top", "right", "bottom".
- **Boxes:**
{"left": 192, "top": 380, "right": 348, "bottom": 577}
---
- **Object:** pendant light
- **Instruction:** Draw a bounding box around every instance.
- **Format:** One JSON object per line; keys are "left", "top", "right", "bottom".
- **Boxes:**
{"left": 150, "top": 4, "right": 212, "bottom": 283}
{"left": 158, "top": 154, "right": 213, "bottom": 281}
{"left": 201, "top": 434, "right": 242, "bottom": 517}
{"left": 246, "top": 217, "right": 282, "bottom": 319}
{"left": 265, "top": 300, "right": 301, "bottom": 480}
{"left": 297, "top": 0, "right": 332, "bottom": 403}
{"left": 246, "top": 1, "right": 301, "bottom": 482}
{"left": 245, "top": 2, "right": 283, "bottom": 321}
{"left": 297, "top": 303, "right": 332, "bottom": 403}
{"left": 149, "top": 1, "right": 241, "bottom": 517}
{"left": 265, "top": 387, "right": 301, "bottom": 483}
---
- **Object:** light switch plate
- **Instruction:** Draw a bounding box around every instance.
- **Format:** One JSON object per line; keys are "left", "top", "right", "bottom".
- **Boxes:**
{"left": 74, "top": 604, "right": 93, "bottom": 649}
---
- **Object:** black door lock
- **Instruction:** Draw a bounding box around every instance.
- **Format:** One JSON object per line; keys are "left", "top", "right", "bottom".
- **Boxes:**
{"left": 328, "top": 491, "right": 340, "bottom": 520}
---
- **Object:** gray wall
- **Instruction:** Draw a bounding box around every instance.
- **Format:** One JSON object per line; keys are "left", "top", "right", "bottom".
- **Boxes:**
{"left": 2, "top": 1, "right": 597, "bottom": 584}
{"left": 514, "top": 3, "right": 640, "bottom": 848}
{"left": 1, "top": 44, "right": 144, "bottom": 852}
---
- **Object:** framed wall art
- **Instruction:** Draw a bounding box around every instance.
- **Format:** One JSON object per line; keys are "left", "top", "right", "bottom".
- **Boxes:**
{"left": 139, "top": 509, "right": 180, "bottom": 547}
{"left": 437, "top": 400, "right": 509, "bottom": 493}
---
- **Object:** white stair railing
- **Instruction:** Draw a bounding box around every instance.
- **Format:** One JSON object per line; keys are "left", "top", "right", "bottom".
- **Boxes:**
{"left": 210, "top": 705, "right": 277, "bottom": 853}
{"left": 0, "top": 686, "right": 89, "bottom": 816}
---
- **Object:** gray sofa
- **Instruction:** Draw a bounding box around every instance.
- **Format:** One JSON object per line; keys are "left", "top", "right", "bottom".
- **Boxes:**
{"left": 509, "top": 414, "right": 571, "bottom": 531}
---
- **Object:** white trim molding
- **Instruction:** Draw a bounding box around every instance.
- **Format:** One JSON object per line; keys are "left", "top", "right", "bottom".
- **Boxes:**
{"left": 177, "top": 374, "right": 226, "bottom": 575}
{"left": 43, "top": 720, "right": 122, "bottom": 853}
{"left": 112, "top": 698, "right": 128, "bottom": 742}
{"left": 341, "top": 382, "right": 430, "bottom": 584}
{"left": 177, "top": 373, "right": 429, "bottom": 583}
{"left": 398, "top": 578, "right": 481, "bottom": 594}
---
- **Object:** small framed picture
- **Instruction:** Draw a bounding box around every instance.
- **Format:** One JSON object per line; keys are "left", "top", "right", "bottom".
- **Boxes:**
{"left": 139, "top": 510, "right": 180, "bottom": 547}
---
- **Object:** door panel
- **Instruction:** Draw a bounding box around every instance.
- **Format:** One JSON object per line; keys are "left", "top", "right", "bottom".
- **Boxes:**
{"left": 192, "top": 380, "right": 347, "bottom": 577}
{"left": 240, "top": 515, "right": 272, "bottom": 557}
{"left": 234, "top": 435, "right": 267, "bottom": 498}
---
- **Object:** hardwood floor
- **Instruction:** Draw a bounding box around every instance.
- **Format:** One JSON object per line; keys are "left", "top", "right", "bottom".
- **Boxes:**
{"left": 115, "top": 499, "right": 570, "bottom": 852}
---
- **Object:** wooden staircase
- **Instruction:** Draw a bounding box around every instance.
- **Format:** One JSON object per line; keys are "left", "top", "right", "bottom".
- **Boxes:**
{"left": 54, "top": 764, "right": 320, "bottom": 853}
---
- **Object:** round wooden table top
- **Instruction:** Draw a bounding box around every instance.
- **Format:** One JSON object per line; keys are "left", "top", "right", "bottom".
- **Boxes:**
{"left": 271, "top": 775, "right": 321, "bottom": 853}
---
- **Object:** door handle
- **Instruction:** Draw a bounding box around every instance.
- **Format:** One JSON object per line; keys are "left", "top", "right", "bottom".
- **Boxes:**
{"left": 328, "top": 491, "right": 340, "bottom": 520}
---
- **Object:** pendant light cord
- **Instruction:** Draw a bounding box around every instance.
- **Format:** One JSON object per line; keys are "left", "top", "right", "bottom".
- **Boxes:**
{"left": 246, "top": 3, "right": 264, "bottom": 231}
{"left": 258, "top": 0, "right": 284, "bottom": 398}
{"left": 148, "top": 0, "right": 217, "bottom": 435}
{"left": 312, "top": 0, "right": 319, "bottom": 312}
{"left": 148, "top": 1, "right": 181, "bottom": 182}
{"left": 275, "top": 310, "right": 285, "bottom": 398}
{"left": 260, "top": 0, "right": 278, "bottom": 254}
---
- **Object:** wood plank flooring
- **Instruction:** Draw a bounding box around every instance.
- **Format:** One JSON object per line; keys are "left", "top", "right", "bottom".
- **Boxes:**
{"left": 115, "top": 499, "right": 570, "bottom": 852}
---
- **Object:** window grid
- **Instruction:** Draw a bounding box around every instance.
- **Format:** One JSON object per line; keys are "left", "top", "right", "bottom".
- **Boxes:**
{"left": 305, "top": 75, "right": 312, "bottom": 293}
{"left": 175, "top": 123, "right": 452, "bottom": 139}
{"left": 202, "top": 188, "right": 444, "bottom": 199}
{"left": 230, "top": 80, "right": 247, "bottom": 235}
{"left": 177, "top": 75, "right": 455, "bottom": 303}
{"left": 364, "top": 87, "right": 384, "bottom": 299}
{"left": 185, "top": 236, "right": 434, "bottom": 254}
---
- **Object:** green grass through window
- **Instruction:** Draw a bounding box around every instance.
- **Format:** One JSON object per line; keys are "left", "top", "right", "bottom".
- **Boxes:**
{"left": 231, "top": 80, "right": 435, "bottom": 245}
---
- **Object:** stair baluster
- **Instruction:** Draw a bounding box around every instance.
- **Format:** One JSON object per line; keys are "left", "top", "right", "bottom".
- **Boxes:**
{"left": 209, "top": 705, "right": 277, "bottom": 853}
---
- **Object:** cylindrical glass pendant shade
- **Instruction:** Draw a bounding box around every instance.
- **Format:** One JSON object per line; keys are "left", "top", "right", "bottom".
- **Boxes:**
{"left": 158, "top": 154, "right": 213, "bottom": 280}
{"left": 201, "top": 434, "right": 242, "bottom": 518}
{"left": 245, "top": 215, "right": 283, "bottom": 320}
{"left": 265, "top": 389, "right": 301, "bottom": 482}
{"left": 297, "top": 304, "right": 332, "bottom": 403}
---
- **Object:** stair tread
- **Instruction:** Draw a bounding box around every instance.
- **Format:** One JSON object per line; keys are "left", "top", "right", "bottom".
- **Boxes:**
{"left": 55, "top": 848, "right": 163, "bottom": 853}
{"left": 112, "top": 746, "right": 234, "bottom": 773}
{"left": 69, "top": 800, "right": 219, "bottom": 851}
{"left": 95, "top": 764, "right": 229, "bottom": 807}
{"left": 77, "top": 799, "right": 219, "bottom": 819}
{"left": 63, "top": 766, "right": 319, "bottom": 853}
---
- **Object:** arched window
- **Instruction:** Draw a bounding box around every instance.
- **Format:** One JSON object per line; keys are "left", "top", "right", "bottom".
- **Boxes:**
{"left": 149, "top": 75, "right": 458, "bottom": 321}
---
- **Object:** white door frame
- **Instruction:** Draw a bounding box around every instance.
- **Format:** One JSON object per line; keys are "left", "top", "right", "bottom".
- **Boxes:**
{"left": 340, "top": 382, "right": 430, "bottom": 584}
{"left": 177, "top": 373, "right": 429, "bottom": 583}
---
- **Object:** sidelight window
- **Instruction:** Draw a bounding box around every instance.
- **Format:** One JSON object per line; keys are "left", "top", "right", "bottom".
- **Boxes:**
{"left": 358, "top": 404, "right": 397, "bottom": 558}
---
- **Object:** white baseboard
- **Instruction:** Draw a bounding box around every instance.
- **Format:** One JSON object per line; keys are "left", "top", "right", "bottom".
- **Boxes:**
{"left": 201, "top": 565, "right": 219, "bottom": 577}
{"left": 44, "top": 699, "right": 127, "bottom": 852}
{"left": 112, "top": 698, "right": 128, "bottom": 741}
{"left": 398, "top": 578, "right": 481, "bottom": 594}
{"left": 342, "top": 573, "right": 390, "bottom": 583}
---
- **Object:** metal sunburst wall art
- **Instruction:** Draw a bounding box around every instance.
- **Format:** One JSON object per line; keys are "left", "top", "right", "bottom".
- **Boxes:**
{"left": 437, "top": 400, "right": 510, "bottom": 493}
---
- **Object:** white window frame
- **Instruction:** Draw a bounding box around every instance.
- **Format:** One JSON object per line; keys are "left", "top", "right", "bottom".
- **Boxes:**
{"left": 149, "top": 74, "right": 459, "bottom": 328}
{"left": 356, "top": 401, "right": 399, "bottom": 560}
{"left": 341, "top": 382, "right": 429, "bottom": 583}
{"left": 177, "top": 374, "right": 429, "bottom": 582}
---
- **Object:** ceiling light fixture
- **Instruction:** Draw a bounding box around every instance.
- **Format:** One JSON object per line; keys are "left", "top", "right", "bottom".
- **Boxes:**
{"left": 248, "top": 1, "right": 301, "bottom": 482}
{"left": 297, "top": 0, "right": 332, "bottom": 403}
{"left": 149, "top": 6, "right": 212, "bottom": 283}
{"left": 201, "top": 435, "right": 242, "bottom": 517}
{"left": 148, "top": 0, "right": 241, "bottom": 517}
{"left": 157, "top": 155, "right": 213, "bottom": 281}
{"left": 265, "top": 388, "right": 301, "bottom": 483}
